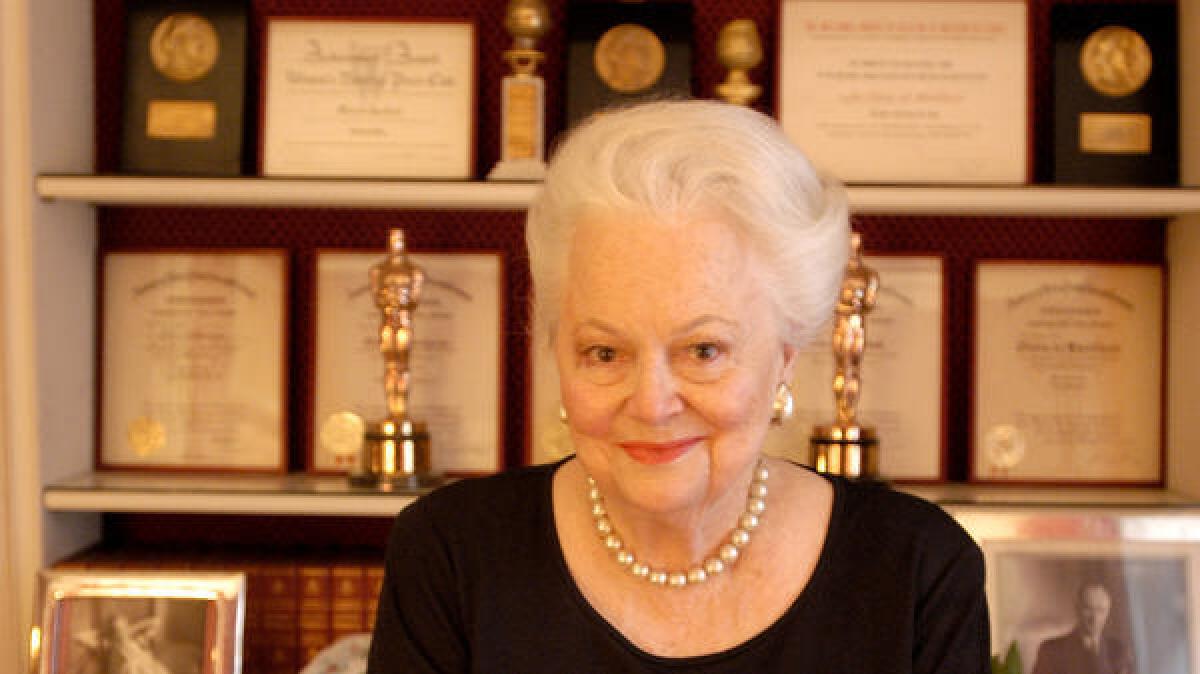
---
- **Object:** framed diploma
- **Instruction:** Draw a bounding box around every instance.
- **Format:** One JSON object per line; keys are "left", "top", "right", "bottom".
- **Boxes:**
{"left": 778, "top": 0, "right": 1029, "bottom": 184}
{"left": 312, "top": 250, "right": 503, "bottom": 475}
{"left": 765, "top": 255, "right": 946, "bottom": 481}
{"left": 260, "top": 17, "right": 476, "bottom": 178}
{"left": 99, "top": 250, "right": 288, "bottom": 472}
{"left": 972, "top": 261, "right": 1164, "bottom": 484}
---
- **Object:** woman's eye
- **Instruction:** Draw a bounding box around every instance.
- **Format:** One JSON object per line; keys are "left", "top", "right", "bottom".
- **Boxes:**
{"left": 690, "top": 343, "right": 722, "bottom": 361}
{"left": 583, "top": 345, "right": 618, "bottom": 364}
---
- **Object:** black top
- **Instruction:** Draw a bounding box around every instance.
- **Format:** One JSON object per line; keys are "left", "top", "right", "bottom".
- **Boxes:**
{"left": 367, "top": 461, "right": 990, "bottom": 673}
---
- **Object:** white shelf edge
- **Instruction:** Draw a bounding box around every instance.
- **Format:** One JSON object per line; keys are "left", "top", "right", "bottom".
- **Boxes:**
{"left": 35, "top": 174, "right": 1200, "bottom": 216}
{"left": 35, "top": 175, "right": 541, "bottom": 210}
{"left": 43, "top": 477, "right": 418, "bottom": 516}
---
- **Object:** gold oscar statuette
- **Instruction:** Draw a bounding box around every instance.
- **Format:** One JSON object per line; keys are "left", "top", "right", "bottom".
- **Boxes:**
{"left": 488, "top": 0, "right": 551, "bottom": 182}
{"left": 715, "top": 19, "right": 763, "bottom": 106}
{"left": 349, "top": 228, "right": 441, "bottom": 489}
{"left": 810, "top": 232, "right": 881, "bottom": 480}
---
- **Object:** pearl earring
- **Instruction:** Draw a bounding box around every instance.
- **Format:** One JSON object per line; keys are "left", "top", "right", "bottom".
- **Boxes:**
{"left": 771, "top": 383, "right": 794, "bottom": 425}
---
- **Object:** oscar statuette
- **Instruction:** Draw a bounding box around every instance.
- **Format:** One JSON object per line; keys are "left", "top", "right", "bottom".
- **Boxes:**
{"left": 350, "top": 228, "right": 441, "bottom": 489}
{"left": 810, "top": 232, "right": 881, "bottom": 480}
{"left": 488, "top": 0, "right": 550, "bottom": 181}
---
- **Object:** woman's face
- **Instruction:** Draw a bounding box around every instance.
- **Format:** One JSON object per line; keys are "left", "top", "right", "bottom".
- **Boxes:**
{"left": 555, "top": 212, "right": 795, "bottom": 517}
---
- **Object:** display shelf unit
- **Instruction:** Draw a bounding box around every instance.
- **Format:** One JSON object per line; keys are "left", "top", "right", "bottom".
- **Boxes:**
{"left": 36, "top": 174, "right": 1200, "bottom": 216}
{"left": 5, "top": 0, "right": 1200, "bottom": 671}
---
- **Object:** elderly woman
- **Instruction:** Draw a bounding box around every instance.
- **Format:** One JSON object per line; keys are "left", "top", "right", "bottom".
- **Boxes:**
{"left": 367, "top": 101, "right": 988, "bottom": 672}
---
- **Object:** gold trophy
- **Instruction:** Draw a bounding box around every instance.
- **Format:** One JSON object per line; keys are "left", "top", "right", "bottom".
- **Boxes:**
{"left": 811, "top": 232, "right": 881, "bottom": 480}
{"left": 350, "top": 228, "right": 439, "bottom": 489}
{"left": 488, "top": 0, "right": 550, "bottom": 181}
{"left": 714, "top": 19, "right": 763, "bottom": 106}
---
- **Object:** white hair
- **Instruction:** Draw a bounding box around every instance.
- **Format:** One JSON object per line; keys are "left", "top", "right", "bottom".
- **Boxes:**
{"left": 526, "top": 100, "right": 849, "bottom": 348}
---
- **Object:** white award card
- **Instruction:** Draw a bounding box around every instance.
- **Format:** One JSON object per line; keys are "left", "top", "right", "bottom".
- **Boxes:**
{"left": 313, "top": 251, "right": 502, "bottom": 474}
{"left": 262, "top": 18, "right": 475, "bottom": 178}
{"left": 779, "top": 0, "right": 1028, "bottom": 183}
{"left": 763, "top": 255, "right": 946, "bottom": 481}
{"left": 101, "top": 250, "right": 288, "bottom": 471}
{"left": 973, "top": 262, "right": 1163, "bottom": 483}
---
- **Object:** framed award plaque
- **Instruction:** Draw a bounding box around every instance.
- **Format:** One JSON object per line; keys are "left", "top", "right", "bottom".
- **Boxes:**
{"left": 260, "top": 17, "right": 477, "bottom": 178}
{"left": 311, "top": 250, "right": 504, "bottom": 476}
{"left": 120, "top": 0, "right": 249, "bottom": 175}
{"left": 99, "top": 250, "right": 288, "bottom": 472}
{"left": 564, "top": 1, "right": 693, "bottom": 127}
{"left": 1051, "top": 4, "right": 1178, "bottom": 185}
{"left": 971, "top": 261, "right": 1164, "bottom": 484}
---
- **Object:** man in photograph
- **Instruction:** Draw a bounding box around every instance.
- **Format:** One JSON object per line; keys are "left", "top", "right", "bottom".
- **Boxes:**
{"left": 1031, "top": 581, "right": 1134, "bottom": 674}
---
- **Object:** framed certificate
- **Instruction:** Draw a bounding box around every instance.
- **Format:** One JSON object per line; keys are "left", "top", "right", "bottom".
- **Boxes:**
{"left": 972, "top": 261, "right": 1164, "bottom": 484}
{"left": 260, "top": 17, "right": 476, "bottom": 178}
{"left": 764, "top": 255, "right": 947, "bottom": 481}
{"left": 312, "top": 250, "right": 503, "bottom": 475}
{"left": 778, "top": 0, "right": 1029, "bottom": 183}
{"left": 99, "top": 250, "right": 288, "bottom": 472}
{"left": 954, "top": 509, "right": 1200, "bottom": 674}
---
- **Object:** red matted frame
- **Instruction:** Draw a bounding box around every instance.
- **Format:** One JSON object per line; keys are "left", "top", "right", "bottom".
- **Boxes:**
{"left": 308, "top": 247, "right": 506, "bottom": 477}
{"left": 96, "top": 247, "right": 288, "bottom": 472}
{"left": 969, "top": 259, "right": 1167, "bottom": 485}
{"left": 257, "top": 15, "right": 478, "bottom": 178}
{"left": 774, "top": 0, "right": 1034, "bottom": 185}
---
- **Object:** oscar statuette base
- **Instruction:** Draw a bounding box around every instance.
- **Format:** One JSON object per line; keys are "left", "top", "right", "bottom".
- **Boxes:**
{"left": 810, "top": 424, "right": 880, "bottom": 481}
{"left": 349, "top": 418, "right": 442, "bottom": 490}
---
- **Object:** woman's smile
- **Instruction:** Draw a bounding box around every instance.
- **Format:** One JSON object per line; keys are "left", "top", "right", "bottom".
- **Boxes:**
{"left": 616, "top": 437, "right": 706, "bottom": 465}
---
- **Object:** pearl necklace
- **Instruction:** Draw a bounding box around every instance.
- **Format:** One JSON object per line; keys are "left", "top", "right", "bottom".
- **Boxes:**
{"left": 585, "top": 459, "right": 769, "bottom": 588}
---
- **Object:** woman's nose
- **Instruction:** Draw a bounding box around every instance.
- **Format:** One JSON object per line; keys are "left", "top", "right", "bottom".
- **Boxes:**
{"left": 625, "top": 357, "right": 684, "bottom": 423}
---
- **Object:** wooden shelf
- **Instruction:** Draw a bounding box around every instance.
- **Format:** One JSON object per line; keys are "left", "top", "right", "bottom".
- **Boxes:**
{"left": 35, "top": 174, "right": 1200, "bottom": 216}
{"left": 43, "top": 472, "right": 425, "bottom": 516}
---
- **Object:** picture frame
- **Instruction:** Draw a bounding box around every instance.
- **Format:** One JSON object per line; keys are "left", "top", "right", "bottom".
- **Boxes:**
{"left": 765, "top": 253, "right": 947, "bottom": 481}
{"left": 311, "top": 249, "right": 505, "bottom": 476}
{"left": 99, "top": 249, "right": 289, "bottom": 472}
{"left": 954, "top": 508, "right": 1200, "bottom": 674}
{"left": 971, "top": 260, "right": 1164, "bottom": 484}
{"left": 777, "top": 0, "right": 1030, "bottom": 184}
{"left": 32, "top": 569, "right": 246, "bottom": 674}
{"left": 259, "top": 17, "right": 477, "bottom": 178}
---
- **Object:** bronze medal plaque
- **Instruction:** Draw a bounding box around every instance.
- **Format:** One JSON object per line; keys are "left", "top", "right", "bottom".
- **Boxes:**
{"left": 150, "top": 12, "right": 220, "bottom": 83}
{"left": 1079, "top": 26, "right": 1152, "bottom": 98}
{"left": 593, "top": 23, "right": 665, "bottom": 94}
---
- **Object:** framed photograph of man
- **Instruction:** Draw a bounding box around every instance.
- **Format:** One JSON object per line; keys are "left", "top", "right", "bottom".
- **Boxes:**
{"left": 954, "top": 508, "right": 1200, "bottom": 674}
{"left": 32, "top": 570, "right": 246, "bottom": 674}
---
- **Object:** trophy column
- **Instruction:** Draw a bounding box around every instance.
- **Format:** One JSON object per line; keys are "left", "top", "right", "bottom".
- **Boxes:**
{"left": 714, "top": 19, "right": 763, "bottom": 106}
{"left": 811, "top": 232, "right": 881, "bottom": 480}
{"left": 487, "top": 0, "right": 550, "bottom": 182}
{"left": 350, "top": 228, "right": 440, "bottom": 489}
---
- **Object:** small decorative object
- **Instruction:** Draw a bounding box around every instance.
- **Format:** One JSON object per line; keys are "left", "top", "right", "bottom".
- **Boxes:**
{"left": 488, "top": 0, "right": 551, "bottom": 181}
{"left": 349, "top": 229, "right": 440, "bottom": 489}
{"left": 31, "top": 570, "right": 245, "bottom": 674}
{"left": 810, "top": 232, "right": 880, "bottom": 480}
{"left": 714, "top": 19, "right": 762, "bottom": 106}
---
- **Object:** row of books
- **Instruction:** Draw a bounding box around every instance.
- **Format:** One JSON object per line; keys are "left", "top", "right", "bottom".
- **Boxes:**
{"left": 56, "top": 545, "right": 385, "bottom": 673}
